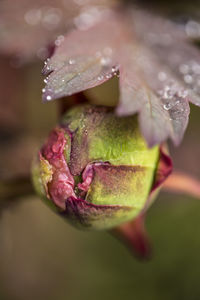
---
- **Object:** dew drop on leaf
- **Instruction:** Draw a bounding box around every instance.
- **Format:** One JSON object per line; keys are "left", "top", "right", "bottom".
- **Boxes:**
{"left": 69, "top": 59, "right": 75, "bottom": 65}
{"left": 185, "top": 20, "right": 200, "bottom": 38}
{"left": 184, "top": 74, "right": 193, "bottom": 84}
{"left": 163, "top": 103, "right": 172, "bottom": 110}
{"left": 98, "top": 75, "right": 104, "bottom": 81}
{"left": 55, "top": 35, "right": 65, "bottom": 46}
{"left": 100, "top": 57, "right": 111, "bottom": 66}
{"left": 46, "top": 95, "right": 52, "bottom": 101}
{"left": 24, "top": 8, "right": 41, "bottom": 26}
{"left": 42, "top": 7, "right": 62, "bottom": 31}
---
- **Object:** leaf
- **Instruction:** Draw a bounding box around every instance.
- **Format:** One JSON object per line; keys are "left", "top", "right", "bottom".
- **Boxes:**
{"left": 111, "top": 214, "right": 151, "bottom": 259}
{"left": 163, "top": 171, "right": 200, "bottom": 199}
{"left": 130, "top": 9, "right": 200, "bottom": 108}
{"left": 43, "top": 7, "right": 200, "bottom": 146}
{"left": 117, "top": 45, "right": 191, "bottom": 146}
{"left": 42, "top": 10, "right": 122, "bottom": 100}
{"left": 0, "top": 0, "right": 113, "bottom": 62}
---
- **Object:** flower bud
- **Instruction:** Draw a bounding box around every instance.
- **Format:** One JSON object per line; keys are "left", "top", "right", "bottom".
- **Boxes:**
{"left": 32, "top": 105, "right": 159, "bottom": 230}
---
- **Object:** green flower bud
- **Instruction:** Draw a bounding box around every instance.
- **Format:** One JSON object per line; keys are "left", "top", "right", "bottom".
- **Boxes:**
{"left": 32, "top": 105, "right": 159, "bottom": 230}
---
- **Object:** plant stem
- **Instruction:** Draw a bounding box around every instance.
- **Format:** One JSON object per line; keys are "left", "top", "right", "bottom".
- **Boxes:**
{"left": 111, "top": 214, "right": 151, "bottom": 259}
{"left": 163, "top": 171, "right": 200, "bottom": 199}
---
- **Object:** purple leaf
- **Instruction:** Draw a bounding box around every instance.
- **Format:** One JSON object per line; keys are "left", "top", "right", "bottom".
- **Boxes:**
{"left": 117, "top": 46, "right": 190, "bottom": 146}
{"left": 42, "top": 10, "right": 122, "bottom": 101}
{"left": 43, "top": 8, "right": 200, "bottom": 146}
{"left": 0, "top": 0, "right": 112, "bottom": 62}
{"left": 111, "top": 214, "right": 152, "bottom": 259}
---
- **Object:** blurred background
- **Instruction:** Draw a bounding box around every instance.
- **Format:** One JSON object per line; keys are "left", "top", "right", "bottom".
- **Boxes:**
{"left": 0, "top": 0, "right": 200, "bottom": 299}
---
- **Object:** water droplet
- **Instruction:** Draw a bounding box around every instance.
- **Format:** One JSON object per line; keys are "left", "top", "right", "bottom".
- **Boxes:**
{"left": 112, "top": 66, "right": 119, "bottom": 73}
{"left": 42, "top": 7, "right": 62, "bottom": 30}
{"left": 24, "top": 9, "right": 41, "bottom": 26}
{"left": 106, "top": 74, "right": 112, "bottom": 79}
{"left": 160, "top": 85, "right": 174, "bottom": 100}
{"left": 44, "top": 58, "right": 50, "bottom": 66}
{"left": 44, "top": 78, "right": 48, "bottom": 83}
{"left": 191, "top": 62, "right": 200, "bottom": 74}
{"left": 42, "top": 88, "right": 46, "bottom": 93}
{"left": 74, "top": 6, "right": 102, "bottom": 30}
{"left": 158, "top": 72, "right": 167, "bottom": 82}
{"left": 100, "top": 57, "right": 111, "bottom": 66}
{"left": 163, "top": 103, "right": 172, "bottom": 110}
{"left": 55, "top": 88, "right": 63, "bottom": 94}
{"left": 177, "top": 89, "right": 188, "bottom": 98}
{"left": 179, "top": 64, "right": 189, "bottom": 74}
{"left": 185, "top": 20, "right": 200, "bottom": 38}
{"left": 184, "top": 74, "right": 193, "bottom": 84}
{"left": 55, "top": 35, "right": 65, "bottom": 46}
{"left": 69, "top": 59, "right": 75, "bottom": 65}
{"left": 97, "top": 75, "right": 104, "bottom": 81}
{"left": 46, "top": 95, "right": 52, "bottom": 101}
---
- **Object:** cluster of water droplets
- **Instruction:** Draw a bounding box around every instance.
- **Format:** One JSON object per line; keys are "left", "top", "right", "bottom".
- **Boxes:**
{"left": 185, "top": 20, "right": 200, "bottom": 39}
{"left": 42, "top": 85, "right": 52, "bottom": 101}
{"left": 24, "top": 6, "right": 63, "bottom": 31}
{"left": 96, "top": 65, "right": 119, "bottom": 81}
{"left": 14, "top": 1, "right": 109, "bottom": 62}
{"left": 54, "top": 35, "right": 65, "bottom": 47}
{"left": 74, "top": 5, "right": 108, "bottom": 31}
{"left": 157, "top": 80, "right": 188, "bottom": 115}
{"left": 42, "top": 58, "right": 51, "bottom": 100}
{"left": 42, "top": 43, "right": 120, "bottom": 101}
{"left": 179, "top": 60, "right": 200, "bottom": 94}
{"left": 96, "top": 47, "right": 120, "bottom": 81}
{"left": 23, "top": 1, "right": 109, "bottom": 33}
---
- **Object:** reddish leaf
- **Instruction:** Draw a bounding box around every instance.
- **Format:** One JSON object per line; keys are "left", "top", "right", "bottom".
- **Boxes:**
{"left": 151, "top": 146, "right": 173, "bottom": 193}
{"left": 117, "top": 48, "right": 190, "bottom": 146}
{"left": 163, "top": 171, "right": 200, "bottom": 199}
{"left": 111, "top": 214, "right": 151, "bottom": 259}
{"left": 0, "top": 0, "right": 113, "bottom": 62}
{"left": 42, "top": 9, "right": 122, "bottom": 100}
{"left": 145, "top": 146, "right": 173, "bottom": 210}
{"left": 43, "top": 8, "right": 200, "bottom": 146}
